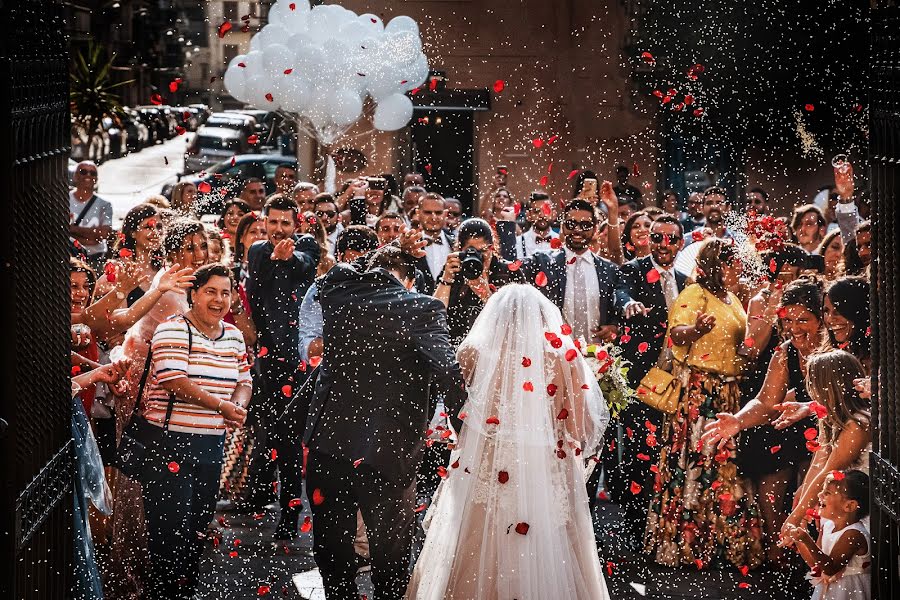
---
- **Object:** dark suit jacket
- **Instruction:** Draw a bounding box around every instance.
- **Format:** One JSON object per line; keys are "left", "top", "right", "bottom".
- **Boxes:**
{"left": 303, "top": 264, "right": 465, "bottom": 487}
{"left": 245, "top": 234, "right": 320, "bottom": 364}
{"left": 614, "top": 256, "right": 688, "bottom": 382}
{"left": 521, "top": 249, "right": 622, "bottom": 327}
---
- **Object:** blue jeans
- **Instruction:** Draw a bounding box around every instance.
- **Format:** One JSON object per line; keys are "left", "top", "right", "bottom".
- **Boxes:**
{"left": 141, "top": 429, "right": 224, "bottom": 600}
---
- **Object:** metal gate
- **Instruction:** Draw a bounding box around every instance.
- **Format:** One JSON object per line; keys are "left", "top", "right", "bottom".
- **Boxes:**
{"left": 0, "top": 1, "right": 74, "bottom": 598}
{"left": 871, "top": 4, "right": 900, "bottom": 599}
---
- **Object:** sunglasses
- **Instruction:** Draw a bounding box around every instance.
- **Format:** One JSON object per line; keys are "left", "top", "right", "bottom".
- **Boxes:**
{"left": 316, "top": 210, "right": 337, "bottom": 218}
{"left": 650, "top": 232, "right": 683, "bottom": 244}
{"left": 78, "top": 168, "right": 98, "bottom": 176}
{"left": 563, "top": 219, "right": 595, "bottom": 232}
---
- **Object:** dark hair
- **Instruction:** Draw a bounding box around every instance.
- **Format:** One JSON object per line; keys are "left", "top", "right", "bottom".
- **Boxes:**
{"left": 263, "top": 194, "right": 297, "bottom": 217}
{"left": 660, "top": 188, "right": 679, "bottom": 202}
{"left": 703, "top": 186, "right": 727, "bottom": 199}
{"left": 563, "top": 199, "right": 598, "bottom": 222}
{"left": 336, "top": 225, "right": 378, "bottom": 257}
{"left": 652, "top": 214, "right": 684, "bottom": 234}
{"left": 233, "top": 212, "right": 261, "bottom": 263}
{"left": 622, "top": 210, "right": 652, "bottom": 260}
{"left": 780, "top": 277, "right": 824, "bottom": 321}
{"left": 70, "top": 257, "right": 97, "bottom": 294}
{"left": 837, "top": 469, "right": 870, "bottom": 520}
{"left": 529, "top": 191, "right": 550, "bottom": 203}
{"left": 616, "top": 164, "right": 629, "bottom": 175}
{"left": 747, "top": 186, "right": 769, "bottom": 202}
{"left": 456, "top": 218, "right": 494, "bottom": 249}
{"left": 244, "top": 177, "right": 264, "bottom": 187}
{"left": 367, "top": 245, "right": 417, "bottom": 282}
{"left": 188, "top": 263, "right": 233, "bottom": 307}
{"left": 274, "top": 163, "right": 297, "bottom": 175}
{"left": 826, "top": 276, "right": 870, "bottom": 361}
{"left": 117, "top": 203, "right": 164, "bottom": 269}
{"left": 418, "top": 192, "right": 445, "bottom": 208}
{"left": 375, "top": 211, "right": 403, "bottom": 229}
{"left": 314, "top": 192, "right": 337, "bottom": 208}
{"left": 381, "top": 173, "right": 400, "bottom": 198}
{"left": 163, "top": 218, "right": 207, "bottom": 258}
{"left": 760, "top": 243, "right": 813, "bottom": 282}
{"left": 843, "top": 221, "right": 871, "bottom": 275}
{"left": 218, "top": 198, "right": 252, "bottom": 229}
{"left": 695, "top": 238, "right": 739, "bottom": 294}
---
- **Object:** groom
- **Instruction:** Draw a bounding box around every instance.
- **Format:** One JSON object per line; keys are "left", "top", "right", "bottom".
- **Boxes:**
{"left": 304, "top": 243, "right": 466, "bottom": 599}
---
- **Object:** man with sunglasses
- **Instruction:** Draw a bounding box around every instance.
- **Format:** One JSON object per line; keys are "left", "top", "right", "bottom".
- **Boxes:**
{"left": 314, "top": 193, "right": 344, "bottom": 255}
{"left": 610, "top": 214, "right": 689, "bottom": 542}
{"left": 521, "top": 198, "right": 622, "bottom": 345}
{"left": 69, "top": 161, "right": 112, "bottom": 268}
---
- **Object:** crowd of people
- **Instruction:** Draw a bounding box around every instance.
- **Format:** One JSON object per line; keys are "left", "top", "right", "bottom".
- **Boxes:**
{"left": 69, "top": 157, "right": 873, "bottom": 600}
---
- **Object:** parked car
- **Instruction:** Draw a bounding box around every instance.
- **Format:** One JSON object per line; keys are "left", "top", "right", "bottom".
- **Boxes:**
{"left": 203, "top": 112, "right": 257, "bottom": 138}
{"left": 102, "top": 116, "right": 127, "bottom": 158}
{"left": 225, "top": 108, "right": 274, "bottom": 138}
{"left": 123, "top": 108, "right": 150, "bottom": 151}
{"left": 183, "top": 126, "right": 250, "bottom": 174}
{"left": 161, "top": 154, "right": 298, "bottom": 215}
{"left": 136, "top": 106, "right": 170, "bottom": 144}
{"left": 188, "top": 104, "right": 211, "bottom": 126}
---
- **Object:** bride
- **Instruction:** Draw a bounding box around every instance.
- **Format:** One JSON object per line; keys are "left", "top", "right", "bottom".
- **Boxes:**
{"left": 406, "top": 284, "right": 612, "bottom": 599}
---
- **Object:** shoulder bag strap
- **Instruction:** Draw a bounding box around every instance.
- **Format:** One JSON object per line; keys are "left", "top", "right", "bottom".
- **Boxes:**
{"left": 73, "top": 194, "right": 99, "bottom": 227}
{"left": 162, "top": 316, "right": 193, "bottom": 430}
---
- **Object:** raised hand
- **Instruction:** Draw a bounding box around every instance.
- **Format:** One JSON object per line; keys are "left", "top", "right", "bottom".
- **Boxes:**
{"left": 694, "top": 311, "right": 716, "bottom": 336}
{"left": 772, "top": 398, "right": 811, "bottom": 429}
{"left": 270, "top": 238, "right": 295, "bottom": 261}
{"left": 398, "top": 226, "right": 427, "bottom": 258}
{"left": 701, "top": 412, "right": 742, "bottom": 449}
{"left": 157, "top": 264, "right": 195, "bottom": 294}
{"left": 834, "top": 161, "right": 854, "bottom": 201}
{"left": 113, "top": 260, "right": 147, "bottom": 293}
{"left": 598, "top": 181, "right": 618, "bottom": 217}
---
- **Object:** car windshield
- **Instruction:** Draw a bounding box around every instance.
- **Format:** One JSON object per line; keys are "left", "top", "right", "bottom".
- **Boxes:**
{"left": 205, "top": 117, "right": 245, "bottom": 129}
{"left": 198, "top": 135, "right": 240, "bottom": 151}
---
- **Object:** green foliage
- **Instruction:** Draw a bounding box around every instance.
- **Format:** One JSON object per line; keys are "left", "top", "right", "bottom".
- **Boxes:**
{"left": 70, "top": 41, "right": 133, "bottom": 146}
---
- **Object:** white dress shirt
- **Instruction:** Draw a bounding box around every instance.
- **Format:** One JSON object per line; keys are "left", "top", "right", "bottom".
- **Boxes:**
{"left": 326, "top": 222, "right": 344, "bottom": 256}
{"left": 424, "top": 230, "right": 452, "bottom": 281}
{"left": 516, "top": 228, "right": 559, "bottom": 259}
{"left": 564, "top": 248, "right": 601, "bottom": 342}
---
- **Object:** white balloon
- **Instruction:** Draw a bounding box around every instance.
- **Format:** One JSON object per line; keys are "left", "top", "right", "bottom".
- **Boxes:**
{"left": 256, "top": 24, "right": 290, "bottom": 49}
{"left": 277, "top": 76, "right": 310, "bottom": 113}
{"left": 400, "top": 54, "right": 430, "bottom": 91}
{"left": 245, "top": 74, "right": 274, "bottom": 109}
{"left": 223, "top": 65, "right": 247, "bottom": 102}
{"left": 384, "top": 15, "right": 420, "bottom": 37}
{"left": 263, "top": 43, "right": 294, "bottom": 76}
{"left": 329, "top": 89, "right": 363, "bottom": 127}
{"left": 373, "top": 93, "right": 414, "bottom": 131}
{"left": 286, "top": 31, "right": 315, "bottom": 52}
{"left": 338, "top": 20, "right": 370, "bottom": 46}
{"left": 227, "top": 53, "right": 248, "bottom": 71}
{"left": 280, "top": 0, "right": 310, "bottom": 30}
{"left": 267, "top": 1, "right": 289, "bottom": 27}
{"left": 294, "top": 43, "right": 326, "bottom": 78}
{"left": 243, "top": 51, "right": 265, "bottom": 76}
{"left": 357, "top": 13, "right": 384, "bottom": 36}
{"left": 382, "top": 31, "right": 421, "bottom": 66}
{"left": 249, "top": 33, "right": 263, "bottom": 53}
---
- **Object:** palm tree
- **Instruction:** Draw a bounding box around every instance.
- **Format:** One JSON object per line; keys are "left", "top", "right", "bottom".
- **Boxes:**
{"left": 69, "top": 41, "right": 133, "bottom": 159}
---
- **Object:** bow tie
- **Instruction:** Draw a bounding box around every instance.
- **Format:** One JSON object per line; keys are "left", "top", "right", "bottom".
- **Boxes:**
{"left": 428, "top": 236, "right": 444, "bottom": 246}
{"left": 535, "top": 236, "right": 552, "bottom": 244}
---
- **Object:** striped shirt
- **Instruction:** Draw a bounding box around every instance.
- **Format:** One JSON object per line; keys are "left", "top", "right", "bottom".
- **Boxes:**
{"left": 144, "top": 315, "right": 251, "bottom": 435}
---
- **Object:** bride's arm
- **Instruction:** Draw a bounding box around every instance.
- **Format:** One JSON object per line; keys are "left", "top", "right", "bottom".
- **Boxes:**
{"left": 554, "top": 352, "right": 608, "bottom": 452}
{"left": 457, "top": 342, "right": 478, "bottom": 384}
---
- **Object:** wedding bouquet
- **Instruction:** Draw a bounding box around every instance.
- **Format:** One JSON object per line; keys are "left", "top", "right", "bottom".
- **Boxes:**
{"left": 582, "top": 342, "right": 636, "bottom": 419}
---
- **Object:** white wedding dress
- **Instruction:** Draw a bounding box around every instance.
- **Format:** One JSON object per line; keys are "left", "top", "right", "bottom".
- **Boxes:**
{"left": 406, "top": 284, "right": 612, "bottom": 600}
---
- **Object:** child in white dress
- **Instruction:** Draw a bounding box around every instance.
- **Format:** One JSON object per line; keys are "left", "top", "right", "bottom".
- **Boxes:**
{"left": 782, "top": 469, "right": 870, "bottom": 600}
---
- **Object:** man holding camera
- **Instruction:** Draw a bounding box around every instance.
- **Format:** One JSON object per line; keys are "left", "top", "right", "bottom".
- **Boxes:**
{"left": 414, "top": 192, "right": 454, "bottom": 295}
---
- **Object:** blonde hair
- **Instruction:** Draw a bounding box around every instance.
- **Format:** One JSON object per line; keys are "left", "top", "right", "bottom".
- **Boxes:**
{"left": 144, "top": 194, "right": 171, "bottom": 210}
{"left": 805, "top": 349, "right": 869, "bottom": 445}
{"left": 171, "top": 181, "right": 197, "bottom": 215}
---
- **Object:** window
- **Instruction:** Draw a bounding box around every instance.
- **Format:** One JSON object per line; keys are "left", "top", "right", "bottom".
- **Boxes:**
{"left": 223, "top": 1, "right": 238, "bottom": 22}
{"left": 223, "top": 44, "right": 239, "bottom": 68}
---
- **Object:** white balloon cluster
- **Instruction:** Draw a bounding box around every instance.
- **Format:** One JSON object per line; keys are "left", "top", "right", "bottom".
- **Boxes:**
{"left": 223, "top": 0, "right": 428, "bottom": 145}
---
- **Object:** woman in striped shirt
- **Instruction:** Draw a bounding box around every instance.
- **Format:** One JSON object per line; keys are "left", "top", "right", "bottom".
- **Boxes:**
{"left": 140, "top": 263, "right": 251, "bottom": 599}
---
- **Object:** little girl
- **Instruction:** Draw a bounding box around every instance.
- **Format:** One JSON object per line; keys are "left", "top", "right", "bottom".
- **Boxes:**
{"left": 782, "top": 470, "right": 871, "bottom": 600}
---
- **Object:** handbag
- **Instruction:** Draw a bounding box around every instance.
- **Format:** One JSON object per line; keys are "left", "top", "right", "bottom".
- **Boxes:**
{"left": 637, "top": 366, "right": 681, "bottom": 414}
{"left": 115, "top": 318, "right": 192, "bottom": 480}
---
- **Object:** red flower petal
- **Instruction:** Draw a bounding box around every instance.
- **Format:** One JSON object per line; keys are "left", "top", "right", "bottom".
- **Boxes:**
{"left": 629, "top": 481, "right": 642, "bottom": 494}
{"left": 217, "top": 21, "right": 232, "bottom": 39}
{"left": 281, "top": 385, "right": 292, "bottom": 397}
{"left": 493, "top": 79, "right": 505, "bottom": 93}
{"left": 521, "top": 356, "right": 532, "bottom": 367}
{"left": 150, "top": 94, "right": 163, "bottom": 105}
{"left": 248, "top": 134, "right": 259, "bottom": 144}
{"left": 497, "top": 471, "right": 509, "bottom": 484}
{"left": 270, "top": 449, "right": 278, "bottom": 461}
{"left": 168, "top": 461, "right": 180, "bottom": 473}
{"left": 539, "top": 175, "right": 549, "bottom": 187}
{"left": 547, "top": 383, "right": 558, "bottom": 396}
{"left": 831, "top": 470, "right": 845, "bottom": 480}
{"left": 532, "top": 138, "right": 544, "bottom": 149}
{"left": 534, "top": 271, "right": 548, "bottom": 287}
{"left": 803, "top": 427, "right": 818, "bottom": 440}
{"left": 637, "top": 342, "right": 649, "bottom": 353}
{"left": 806, "top": 440, "right": 822, "bottom": 452}
{"left": 514, "top": 522, "right": 529, "bottom": 535}
{"left": 312, "top": 488, "right": 325, "bottom": 505}
{"left": 556, "top": 408, "right": 568, "bottom": 420}
{"left": 507, "top": 260, "right": 522, "bottom": 272}
{"left": 300, "top": 516, "right": 312, "bottom": 532}
{"left": 309, "top": 356, "right": 322, "bottom": 368}
{"left": 414, "top": 503, "right": 427, "bottom": 513}
{"left": 809, "top": 400, "right": 828, "bottom": 418}
{"left": 561, "top": 324, "right": 572, "bottom": 336}
{"left": 486, "top": 415, "right": 500, "bottom": 425}
{"left": 436, "top": 465, "right": 448, "bottom": 479}
{"left": 646, "top": 268, "right": 660, "bottom": 283}
{"left": 804, "top": 103, "right": 815, "bottom": 112}
{"left": 567, "top": 169, "right": 580, "bottom": 180}
{"left": 549, "top": 238, "right": 562, "bottom": 249}
{"left": 288, "top": 498, "right": 302, "bottom": 508}
{"left": 770, "top": 445, "right": 782, "bottom": 454}
{"left": 565, "top": 349, "right": 578, "bottom": 361}
{"left": 523, "top": 381, "right": 534, "bottom": 392}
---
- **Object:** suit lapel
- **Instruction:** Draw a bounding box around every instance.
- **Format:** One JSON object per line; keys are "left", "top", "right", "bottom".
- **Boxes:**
{"left": 554, "top": 250, "right": 568, "bottom": 308}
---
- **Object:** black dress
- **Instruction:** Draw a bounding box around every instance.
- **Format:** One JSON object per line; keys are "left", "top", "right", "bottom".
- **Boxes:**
{"left": 444, "top": 258, "right": 523, "bottom": 347}
{"left": 738, "top": 342, "right": 816, "bottom": 480}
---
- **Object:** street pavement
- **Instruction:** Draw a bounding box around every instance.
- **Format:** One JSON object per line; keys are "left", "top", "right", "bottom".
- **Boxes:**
{"left": 96, "top": 135, "right": 189, "bottom": 223}
{"left": 195, "top": 490, "right": 810, "bottom": 600}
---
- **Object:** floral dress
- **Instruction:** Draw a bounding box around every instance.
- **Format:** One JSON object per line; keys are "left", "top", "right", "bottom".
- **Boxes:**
{"left": 643, "top": 284, "right": 764, "bottom": 570}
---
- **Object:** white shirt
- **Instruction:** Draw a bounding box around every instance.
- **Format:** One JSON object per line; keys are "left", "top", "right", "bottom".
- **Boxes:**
{"left": 424, "top": 230, "right": 452, "bottom": 281}
{"left": 563, "top": 248, "right": 601, "bottom": 342}
{"left": 326, "top": 222, "right": 344, "bottom": 256}
{"left": 516, "top": 228, "right": 559, "bottom": 259}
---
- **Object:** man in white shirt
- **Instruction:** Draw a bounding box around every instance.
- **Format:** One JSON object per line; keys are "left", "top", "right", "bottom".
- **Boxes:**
{"left": 516, "top": 191, "right": 559, "bottom": 259}
{"left": 69, "top": 161, "right": 112, "bottom": 267}
{"left": 418, "top": 193, "right": 453, "bottom": 290}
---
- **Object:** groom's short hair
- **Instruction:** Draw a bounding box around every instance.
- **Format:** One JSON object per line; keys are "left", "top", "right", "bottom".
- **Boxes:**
{"left": 367, "top": 245, "right": 417, "bottom": 283}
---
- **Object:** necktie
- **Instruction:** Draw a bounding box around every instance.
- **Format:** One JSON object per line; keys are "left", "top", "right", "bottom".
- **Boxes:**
{"left": 661, "top": 269, "right": 677, "bottom": 310}
{"left": 569, "top": 257, "right": 592, "bottom": 343}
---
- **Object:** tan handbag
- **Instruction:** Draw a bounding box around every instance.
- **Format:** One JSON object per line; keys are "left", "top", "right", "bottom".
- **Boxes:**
{"left": 637, "top": 366, "right": 681, "bottom": 414}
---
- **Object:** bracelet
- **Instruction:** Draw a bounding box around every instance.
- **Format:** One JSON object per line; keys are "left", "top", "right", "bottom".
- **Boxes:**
{"left": 439, "top": 279, "right": 455, "bottom": 286}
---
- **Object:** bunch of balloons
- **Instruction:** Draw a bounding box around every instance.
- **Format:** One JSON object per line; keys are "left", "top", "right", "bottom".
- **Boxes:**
{"left": 223, "top": 0, "right": 429, "bottom": 145}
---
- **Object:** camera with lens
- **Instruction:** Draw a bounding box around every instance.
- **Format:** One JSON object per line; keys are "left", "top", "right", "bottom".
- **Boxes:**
{"left": 459, "top": 247, "right": 484, "bottom": 280}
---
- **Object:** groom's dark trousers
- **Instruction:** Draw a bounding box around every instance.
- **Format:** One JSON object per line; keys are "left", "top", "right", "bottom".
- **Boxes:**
{"left": 302, "top": 263, "right": 465, "bottom": 600}
{"left": 307, "top": 450, "right": 416, "bottom": 599}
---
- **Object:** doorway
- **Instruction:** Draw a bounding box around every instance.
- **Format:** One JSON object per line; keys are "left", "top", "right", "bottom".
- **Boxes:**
{"left": 410, "top": 109, "right": 475, "bottom": 215}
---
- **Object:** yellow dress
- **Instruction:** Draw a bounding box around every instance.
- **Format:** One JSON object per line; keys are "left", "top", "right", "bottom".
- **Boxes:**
{"left": 644, "top": 284, "right": 764, "bottom": 571}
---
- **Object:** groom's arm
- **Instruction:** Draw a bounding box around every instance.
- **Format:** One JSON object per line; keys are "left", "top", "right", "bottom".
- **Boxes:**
{"left": 408, "top": 297, "right": 467, "bottom": 423}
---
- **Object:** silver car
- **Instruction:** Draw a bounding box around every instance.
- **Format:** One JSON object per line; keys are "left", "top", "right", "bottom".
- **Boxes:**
{"left": 183, "top": 126, "right": 249, "bottom": 174}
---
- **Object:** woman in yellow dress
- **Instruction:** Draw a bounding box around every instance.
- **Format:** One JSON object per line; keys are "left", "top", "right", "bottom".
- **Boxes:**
{"left": 643, "top": 238, "right": 764, "bottom": 571}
